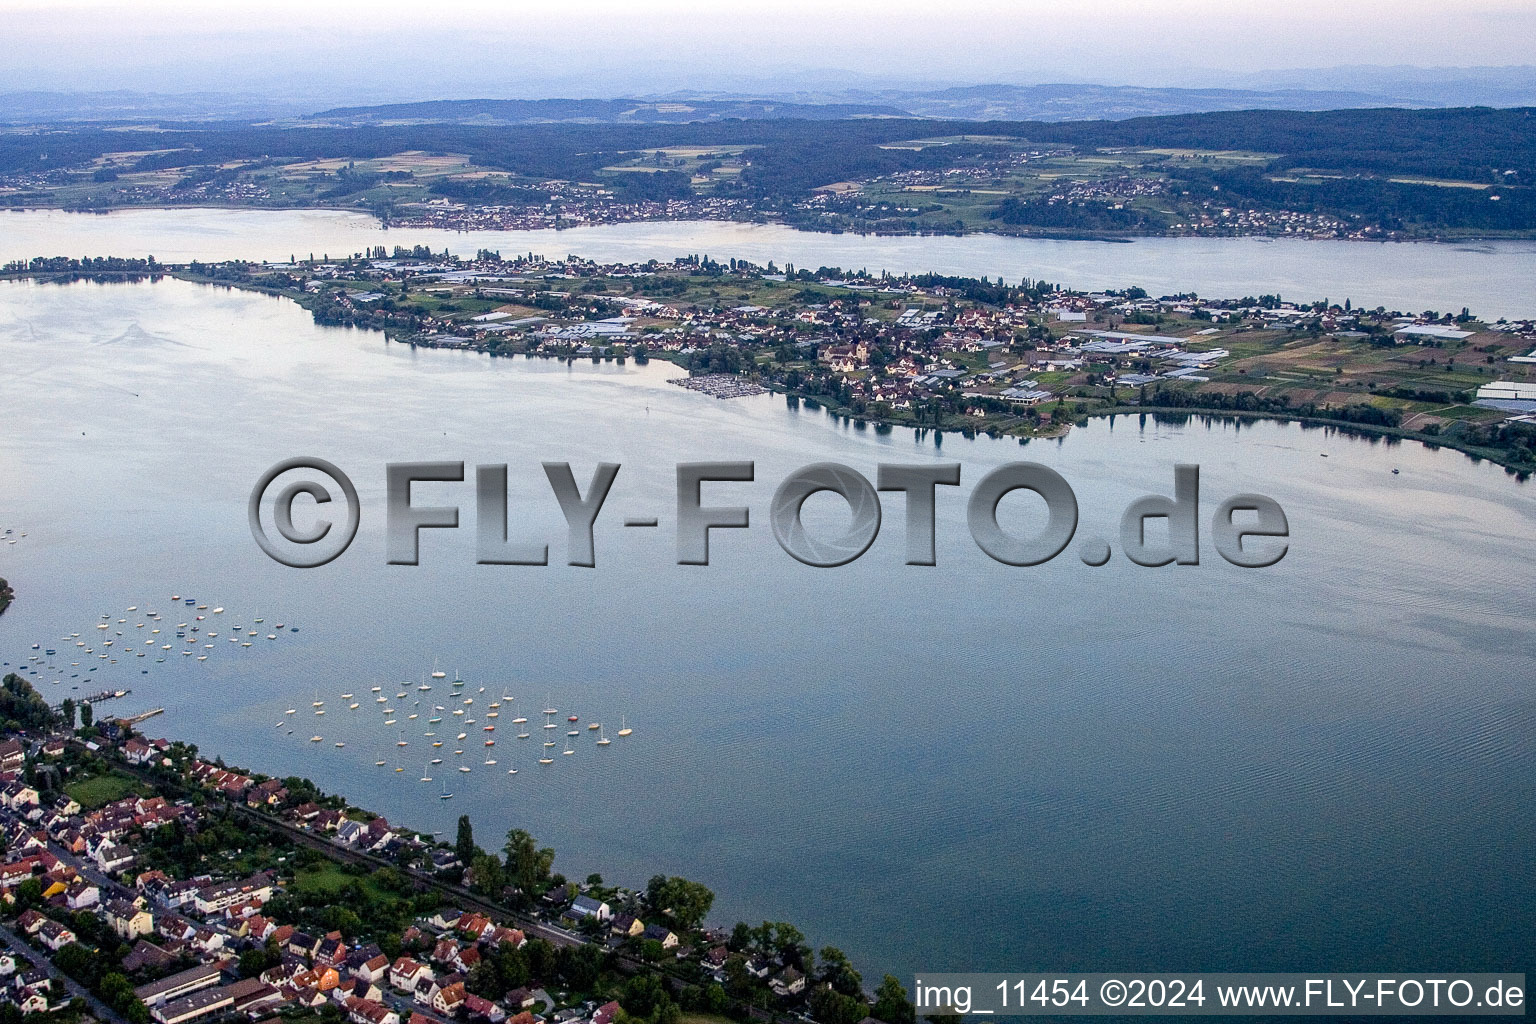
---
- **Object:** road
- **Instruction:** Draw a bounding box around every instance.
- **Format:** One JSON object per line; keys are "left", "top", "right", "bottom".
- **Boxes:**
{"left": 0, "top": 919, "right": 130, "bottom": 1024}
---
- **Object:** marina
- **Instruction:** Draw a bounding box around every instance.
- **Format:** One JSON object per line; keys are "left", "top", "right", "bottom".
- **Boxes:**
{"left": 668, "top": 374, "right": 770, "bottom": 399}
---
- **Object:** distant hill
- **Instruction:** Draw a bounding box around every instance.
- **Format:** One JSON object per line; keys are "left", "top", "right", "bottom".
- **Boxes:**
{"left": 0, "top": 90, "right": 313, "bottom": 123}
{"left": 309, "top": 86, "right": 1432, "bottom": 126}
{"left": 8, "top": 72, "right": 1536, "bottom": 128}
{"left": 852, "top": 83, "right": 1426, "bottom": 121}
{"left": 305, "top": 97, "right": 911, "bottom": 125}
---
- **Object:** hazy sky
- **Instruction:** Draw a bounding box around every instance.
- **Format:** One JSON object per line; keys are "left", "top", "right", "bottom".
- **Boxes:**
{"left": 7, "top": 0, "right": 1536, "bottom": 100}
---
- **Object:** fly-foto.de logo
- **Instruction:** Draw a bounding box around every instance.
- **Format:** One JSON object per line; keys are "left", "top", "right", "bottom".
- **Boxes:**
{"left": 248, "top": 459, "right": 1289, "bottom": 570}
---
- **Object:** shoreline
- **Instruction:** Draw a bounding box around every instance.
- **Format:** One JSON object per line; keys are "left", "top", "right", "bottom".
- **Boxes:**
{"left": 3, "top": 203, "right": 1533, "bottom": 245}
{"left": 4, "top": 261, "right": 1532, "bottom": 478}
{"left": 757, "top": 379, "right": 1534, "bottom": 476}
{"left": 0, "top": 654, "right": 885, "bottom": 1016}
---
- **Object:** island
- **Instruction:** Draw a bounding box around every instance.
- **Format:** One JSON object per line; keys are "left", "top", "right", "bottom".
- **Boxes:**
{"left": 6, "top": 251, "right": 1535, "bottom": 474}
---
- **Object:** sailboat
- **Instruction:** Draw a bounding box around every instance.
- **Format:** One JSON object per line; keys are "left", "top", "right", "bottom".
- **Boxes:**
{"left": 438, "top": 780, "right": 453, "bottom": 801}
{"left": 562, "top": 736, "right": 574, "bottom": 756}
{"left": 375, "top": 752, "right": 387, "bottom": 766}
{"left": 420, "top": 765, "right": 433, "bottom": 782}
{"left": 538, "top": 749, "right": 554, "bottom": 765}
{"left": 431, "top": 660, "right": 447, "bottom": 680}
{"left": 618, "top": 716, "right": 633, "bottom": 737}
{"left": 596, "top": 725, "right": 611, "bottom": 747}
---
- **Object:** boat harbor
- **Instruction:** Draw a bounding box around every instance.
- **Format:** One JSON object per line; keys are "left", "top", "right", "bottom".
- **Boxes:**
{"left": 668, "top": 374, "right": 768, "bottom": 398}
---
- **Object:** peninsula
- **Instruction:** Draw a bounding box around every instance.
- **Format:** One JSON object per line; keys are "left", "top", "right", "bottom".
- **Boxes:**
{"left": 7, "top": 251, "right": 1536, "bottom": 474}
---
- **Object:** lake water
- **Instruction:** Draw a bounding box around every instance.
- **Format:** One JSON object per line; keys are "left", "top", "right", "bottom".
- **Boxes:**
{"left": 3, "top": 207, "right": 1536, "bottom": 319}
{"left": 0, "top": 273, "right": 1531, "bottom": 978}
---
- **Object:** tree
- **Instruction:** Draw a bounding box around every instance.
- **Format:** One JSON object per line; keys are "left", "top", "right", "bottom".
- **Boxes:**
{"left": 12, "top": 877, "right": 43, "bottom": 912}
{"left": 623, "top": 973, "right": 670, "bottom": 1018}
{"left": 240, "top": 946, "right": 275, "bottom": 978}
{"left": 470, "top": 854, "right": 505, "bottom": 899}
{"left": 700, "top": 982, "right": 730, "bottom": 1014}
{"left": 80, "top": 700, "right": 93, "bottom": 729}
{"left": 810, "top": 986, "right": 868, "bottom": 1024}
{"left": 819, "top": 946, "right": 863, "bottom": 997}
{"left": 503, "top": 829, "right": 555, "bottom": 906}
{"left": 556, "top": 943, "right": 603, "bottom": 990}
{"left": 873, "top": 975, "right": 916, "bottom": 1024}
{"left": 455, "top": 815, "right": 476, "bottom": 865}
{"left": 466, "top": 960, "right": 502, "bottom": 999}
{"left": 522, "top": 939, "right": 557, "bottom": 984}
{"left": 645, "top": 875, "right": 715, "bottom": 931}
{"left": 60, "top": 698, "right": 76, "bottom": 730}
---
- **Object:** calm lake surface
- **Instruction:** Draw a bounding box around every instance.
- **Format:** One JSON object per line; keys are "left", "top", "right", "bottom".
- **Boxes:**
{"left": 0, "top": 274, "right": 1531, "bottom": 976}
{"left": 4, "top": 207, "right": 1536, "bottom": 319}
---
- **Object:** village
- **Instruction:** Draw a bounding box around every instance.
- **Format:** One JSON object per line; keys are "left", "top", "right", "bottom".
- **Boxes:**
{"left": 0, "top": 675, "right": 910, "bottom": 1024}
{"left": 5, "top": 248, "right": 1536, "bottom": 470}
{"left": 73, "top": 245, "right": 1524, "bottom": 471}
